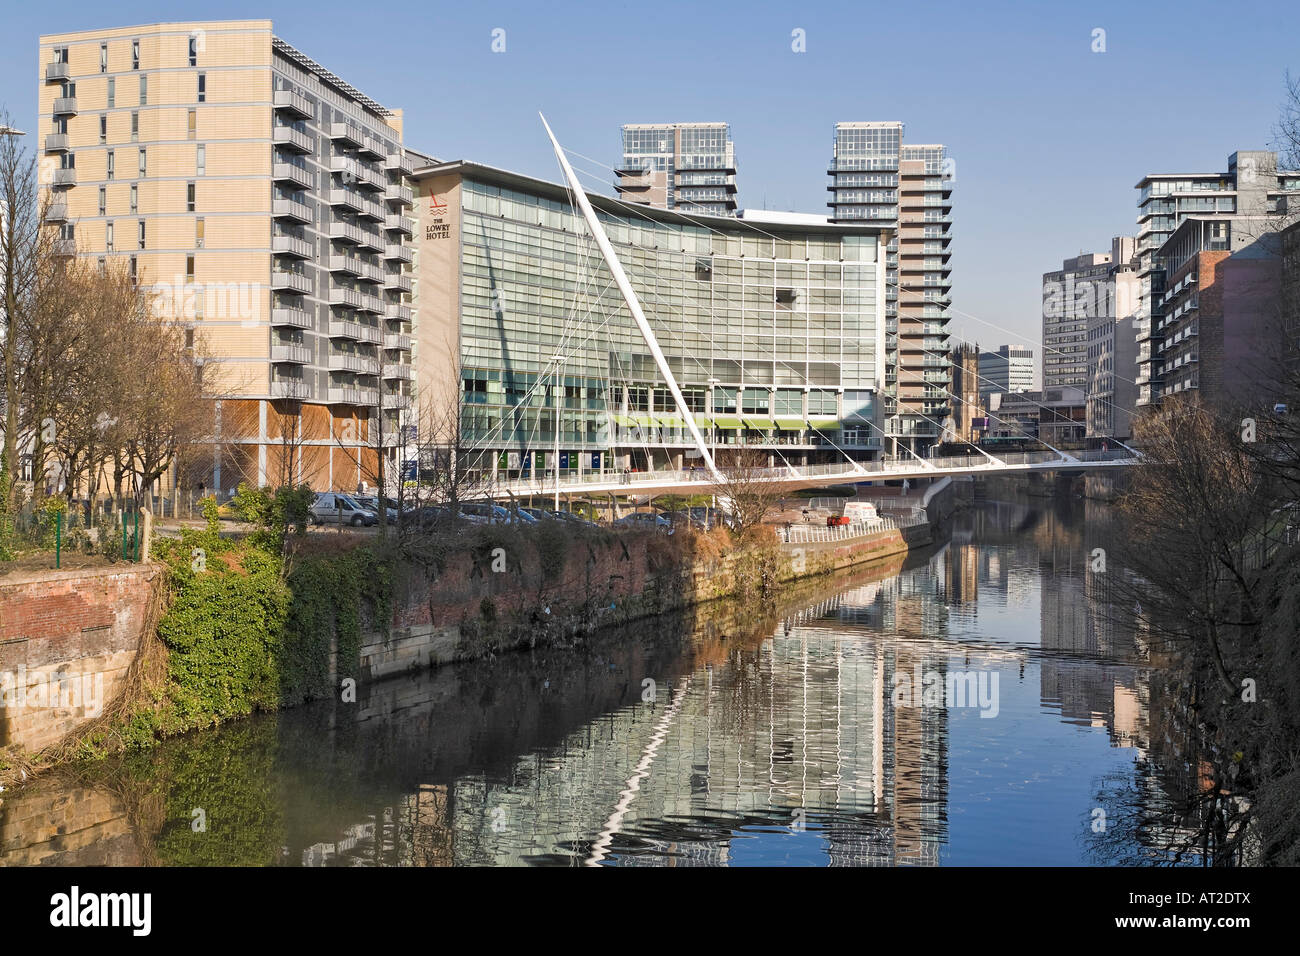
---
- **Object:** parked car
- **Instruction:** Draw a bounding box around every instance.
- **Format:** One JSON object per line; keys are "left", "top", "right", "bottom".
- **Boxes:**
{"left": 457, "top": 501, "right": 535, "bottom": 525}
{"left": 688, "top": 506, "right": 734, "bottom": 531}
{"left": 353, "top": 494, "right": 399, "bottom": 523}
{"left": 552, "top": 510, "right": 599, "bottom": 528}
{"left": 519, "top": 506, "right": 554, "bottom": 522}
{"left": 310, "top": 492, "right": 377, "bottom": 527}
{"left": 613, "top": 512, "right": 674, "bottom": 533}
{"left": 658, "top": 510, "right": 696, "bottom": 529}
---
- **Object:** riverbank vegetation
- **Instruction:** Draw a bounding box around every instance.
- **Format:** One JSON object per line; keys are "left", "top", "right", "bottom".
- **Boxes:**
{"left": 1114, "top": 386, "right": 1300, "bottom": 865}
{"left": 32, "top": 486, "right": 789, "bottom": 770}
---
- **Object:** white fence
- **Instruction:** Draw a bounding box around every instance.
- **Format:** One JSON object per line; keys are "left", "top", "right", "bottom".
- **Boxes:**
{"left": 780, "top": 511, "right": 929, "bottom": 545}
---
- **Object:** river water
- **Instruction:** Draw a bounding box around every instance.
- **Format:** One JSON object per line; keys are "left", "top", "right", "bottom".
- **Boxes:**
{"left": 0, "top": 491, "right": 1192, "bottom": 867}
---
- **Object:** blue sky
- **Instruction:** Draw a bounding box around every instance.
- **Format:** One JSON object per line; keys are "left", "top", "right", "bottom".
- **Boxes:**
{"left": 2, "top": 0, "right": 1295, "bottom": 367}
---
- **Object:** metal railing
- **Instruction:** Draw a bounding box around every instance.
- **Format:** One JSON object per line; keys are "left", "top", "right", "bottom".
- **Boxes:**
{"left": 781, "top": 511, "right": 929, "bottom": 544}
{"left": 483, "top": 447, "right": 1139, "bottom": 498}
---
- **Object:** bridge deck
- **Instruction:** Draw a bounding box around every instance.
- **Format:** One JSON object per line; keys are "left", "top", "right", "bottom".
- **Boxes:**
{"left": 476, "top": 449, "right": 1138, "bottom": 501}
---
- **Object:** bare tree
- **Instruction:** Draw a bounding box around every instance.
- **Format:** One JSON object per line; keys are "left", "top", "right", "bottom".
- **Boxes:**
{"left": 1, "top": 108, "right": 45, "bottom": 515}
{"left": 1115, "top": 395, "right": 1274, "bottom": 693}
{"left": 712, "top": 445, "right": 796, "bottom": 536}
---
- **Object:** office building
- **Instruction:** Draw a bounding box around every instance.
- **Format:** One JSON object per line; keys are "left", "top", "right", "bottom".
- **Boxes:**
{"left": 411, "top": 161, "right": 888, "bottom": 479}
{"left": 978, "top": 345, "right": 1033, "bottom": 397}
{"left": 1153, "top": 215, "right": 1285, "bottom": 406}
{"left": 828, "top": 122, "right": 954, "bottom": 457}
{"left": 986, "top": 387, "right": 1085, "bottom": 445}
{"left": 1043, "top": 249, "right": 1114, "bottom": 389}
{"left": 1085, "top": 236, "right": 1139, "bottom": 441}
{"left": 1134, "top": 151, "right": 1300, "bottom": 406}
{"left": 1283, "top": 218, "right": 1300, "bottom": 378}
{"left": 614, "top": 123, "right": 738, "bottom": 216}
{"left": 37, "top": 20, "right": 417, "bottom": 492}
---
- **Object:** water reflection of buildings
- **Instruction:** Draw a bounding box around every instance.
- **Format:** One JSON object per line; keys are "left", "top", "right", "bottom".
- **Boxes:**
{"left": 286, "top": 496, "right": 1151, "bottom": 867}
{"left": 289, "top": 579, "right": 952, "bottom": 867}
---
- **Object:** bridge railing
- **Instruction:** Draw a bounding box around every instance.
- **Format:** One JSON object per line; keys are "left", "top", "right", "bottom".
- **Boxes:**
{"left": 482, "top": 448, "right": 1139, "bottom": 498}
{"left": 780, "top": 511, "right": 929, "bottom": 545}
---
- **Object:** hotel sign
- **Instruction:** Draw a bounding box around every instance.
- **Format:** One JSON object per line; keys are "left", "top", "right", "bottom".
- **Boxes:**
{"left": 427, "top": 193, "right": 451, "bottom": 241}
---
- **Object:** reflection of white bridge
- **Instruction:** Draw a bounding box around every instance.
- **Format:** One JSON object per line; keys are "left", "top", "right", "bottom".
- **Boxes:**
{"left": 482, "top": 448, "right": 1139, "bottom": 501}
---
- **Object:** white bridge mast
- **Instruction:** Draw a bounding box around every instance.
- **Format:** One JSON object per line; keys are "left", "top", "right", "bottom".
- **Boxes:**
{"left": 541, "top": 114, "right": 724, "bottom": 485}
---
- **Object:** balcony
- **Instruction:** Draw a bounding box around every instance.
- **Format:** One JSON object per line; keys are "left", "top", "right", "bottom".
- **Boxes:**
{"left": 330, "top": 287, "right": 364, "bottom": 310}
{"left": 330, "top": 352, "right": 379, "bottom": 375}
{"left": 384, "top": 332, "right": 412, "bottom": 351}
{"left": 333, "top": 288, "right": 383, "bottom": 315}
{"left": 271, "top": 343, "right": 313, "bottom": 365}
{"left": 329, "top": 317, "right": 363, "bottom": 340}
{"left": 272, "top": 235, "right": 313, "bottom": 259}
{"left": 330, "top": 221, "right": 363, "bottom": 245}
{"left": 327, "top": 122, "right": 363, "bottom": 147}
{"left": 384, "top": 215, "right": 414, "bottom": 236}
{"left": 383, "top": 392, "right": 412, "bottom": 411}
{"left": 272, "top": 198, "right": 313, "bottom": 223}
{"left": 272, "top": 306, "right": 314, "bottom": 329}
{"left": 384, "top": 244, "right": 413, "bottom": 263}
{"left": 272, "top": 162, "right": 313, "bottom": 190}
{"left": 356, "top": 323, "right": 383, "bottom": 345}
{"left": 328, "top": 255, "right": 366, "bottom": 278}
{"left": 332, "top": 156, "right": 384, "bottom": 191}
{"left": 45, "top": 133, "right": 68, "bottom": 152}
{"left": 383, "top": 364, "right": 414, "bottom": 381}
{"left": 271, "top": 380, "right": 311, "bottom": 400}
{"left": 271, "top": 270, "right": 313, "bottom": 295}
{"left": 44, "top": 202, "right": 68, "bottom": 222}
{"left": 384, "top": 273, "right": 412, "bottom": 293}
{"left": 273, "top": 126, "right": 314, "bottom": 154}
{"left": 45, "top": 61, "right": 71, "bottom": 82}
{"left": 384, "top": 304, "right": 413, "bottom": 322}
{"left": 329, "top": 256, "right": 383, "bottom": 284}
{"left": 356, "top": 291, "right": 384, "bottom": 314}
{"left": 272, "top": 89, "right": 313, "bottom": 119}
{"left": 359, "top": 134, "right": 386, "bottom": 159}
{"left": 357, "top": 198, "right": 386, "bottom": 221}
{"left": 384, "top": 183, "right": 414, "bottom": 206}
{"left": 328, "top": 386, "right": 379, "bottom": 406}
{"left": 52, "top": 96, "right": 77, "bottom": 115}
{"left": 328, "top": 188, "right": 365, "bottom": 214}
{"left": 51, "top": 238, "right": 76, "bottom": 257}
{"left": 384, "top": 152, "right": 414, "bottom": 175}
{"left": 357, "top": 228, "right": 384, "bottom": 252}
{"left": 52, "top": 167, "right": 76, "bottom": 186}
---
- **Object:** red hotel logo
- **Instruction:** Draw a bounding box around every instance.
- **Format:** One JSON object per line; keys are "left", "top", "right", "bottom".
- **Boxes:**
{"left": 429, "top": 193, "right": 448, "bottom": 214}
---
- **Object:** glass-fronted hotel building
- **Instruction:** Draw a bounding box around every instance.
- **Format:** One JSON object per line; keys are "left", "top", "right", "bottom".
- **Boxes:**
{"left": 411, "top": 161, "right": 888, "bottom": 479}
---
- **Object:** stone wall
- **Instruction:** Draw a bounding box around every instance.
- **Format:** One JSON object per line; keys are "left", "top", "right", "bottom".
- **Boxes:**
{"left": 0, "top": 564, "right": 161, "bottom": 754}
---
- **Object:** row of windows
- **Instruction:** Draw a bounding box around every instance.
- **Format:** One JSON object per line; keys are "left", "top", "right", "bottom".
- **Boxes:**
{"left": 50, "top": 34, "right": 201, "bottom": 73}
